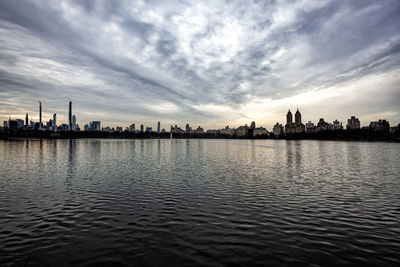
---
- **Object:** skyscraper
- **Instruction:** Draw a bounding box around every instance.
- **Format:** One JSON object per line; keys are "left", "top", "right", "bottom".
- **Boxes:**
{"left": 157, "top": 122, "right": 160, "bottom": 133}
{"left": 53, "top": 113, "right": 56, "bottom": 132}
{"left": 89, "top": 121, "right": 101, "bottom": 131}
{"left": 285, "top": 110, "right": 292, "bottom": 133}
{"left": 72, "top": 115, "right": 76, "bottom": 131}
{"left": 25, "top": 113, "right": 28, "bottom": 126}
{"left": 69, "top": 101, "right": 72, "bottom": 131}
{"left": 39, "top": 101, "right": 42, "bottom": 129}
{"left": 140, "top": 124, "right": 144, "bottom": 132}
{"left": 286, "top": 110, "right": 292, "bottom": 125}
{"left": 295, "top": 109, "right": 301, "bottom": 124}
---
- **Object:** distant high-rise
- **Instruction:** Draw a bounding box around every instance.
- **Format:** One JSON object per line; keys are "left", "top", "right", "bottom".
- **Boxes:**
{"left": 285, "top": 108, "right": 305, "bottom": 134}
{"left": 89, "top": 121, "right": 101, "bottom": 131}
{"left": 185, "top": 124, "right": 193, "bottom": 132}
{"left": 53, "top": 113, "right": 57, "bottom": 132}
{"left": 157, "top": 122, "right": 160, "bottom": 133}
{"left": 39, "top": 101, "right": 42, "bottom": 129}
{"left": 25, "top": 113, "right": 28, "bottom": 126}
{"left": 305, "top": 121, "right": 316, "bottom": 133}
{"left": 72, "top": 115, "right": 76, "bottom": 131}
{"left": 317, "top": 118, "right": 329, "bottom": 132}
{"left": 69, "top": 101, "right": 72, "bottom": 131}
{"left": 295, "top": 109, "right": 302, "bottom": 124}
{"left": 286, "top": 110, "right": 292, "bottom": 126}
{"left": 273, "top": 122, "right": 284, "bottom": 136}
{"left": 140, "top": 124, "right": 144, "bottom": 132}
{"left": 369, "top": 119, "right": 389, "bottom": 131}
{"left": 347, "top": 116, "right": 360, "bottom": 130}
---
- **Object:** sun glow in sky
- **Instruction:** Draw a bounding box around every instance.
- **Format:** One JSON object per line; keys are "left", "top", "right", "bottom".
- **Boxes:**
{"left": 0, "top": 0, "right": 399, "bottom": 129}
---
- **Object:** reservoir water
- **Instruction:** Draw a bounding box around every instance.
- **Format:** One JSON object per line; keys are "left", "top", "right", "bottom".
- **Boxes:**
{"left": 0, "top": 139, "right": 399, "bottom": 266}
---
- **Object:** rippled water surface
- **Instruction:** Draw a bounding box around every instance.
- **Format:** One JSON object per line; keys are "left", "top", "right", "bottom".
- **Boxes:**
{"left": 0, "top": 139, "right": 399, "bottom": 266}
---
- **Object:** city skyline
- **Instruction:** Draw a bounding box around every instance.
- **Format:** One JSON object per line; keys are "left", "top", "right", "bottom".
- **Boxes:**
{"left": 1, "top": 1, "right": 400, "bottom": 128}
{"left": 2, "top": 100, "right": 397, "bottom": 134}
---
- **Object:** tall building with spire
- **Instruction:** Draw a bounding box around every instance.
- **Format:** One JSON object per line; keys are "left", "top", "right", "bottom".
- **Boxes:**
{"left": 69, "top": 101, "right": 72, "bottom": 131}
{"left": 295, "top": 109, "right": 302, "bottom": 124}
{"left": 286, "top": 110, "right": 293, "bottom": 125}
{"left": 39, "top": 101, "right": 42, "bottom": 130}
{"left": 285, "top": 110, "right": 293, "bottom": 133}
{"left": 53, "top": 113, "right": 57, "bottom": 132}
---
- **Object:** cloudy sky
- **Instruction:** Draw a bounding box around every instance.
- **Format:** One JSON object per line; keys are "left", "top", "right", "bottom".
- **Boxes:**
{"left": 0, "top": 0, "right": 399, "bottom": 129}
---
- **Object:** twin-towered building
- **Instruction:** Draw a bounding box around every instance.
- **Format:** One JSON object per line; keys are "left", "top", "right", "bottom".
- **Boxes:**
{"left": 272, "top": 109, "right": 349, "bottom": 136}
{"left": 285, "top": 109, "right": 306, "bottom": 134}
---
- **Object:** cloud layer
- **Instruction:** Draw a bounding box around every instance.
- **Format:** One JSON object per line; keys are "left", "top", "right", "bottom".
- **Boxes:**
{"left": 1, "top": 0, "right": 399, "bottom": 129}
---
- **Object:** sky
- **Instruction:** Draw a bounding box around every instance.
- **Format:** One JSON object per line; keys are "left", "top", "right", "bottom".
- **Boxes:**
{"left": 0, "top": 0, "right": 399, "bottom": 130}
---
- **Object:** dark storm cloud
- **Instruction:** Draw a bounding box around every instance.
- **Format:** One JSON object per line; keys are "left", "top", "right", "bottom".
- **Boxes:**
{"left": 0, "top": 0, "right": 399, "bottom": 126}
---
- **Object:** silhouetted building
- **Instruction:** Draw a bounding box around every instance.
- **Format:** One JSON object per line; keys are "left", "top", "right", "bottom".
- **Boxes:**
{"left": 220, "top": 125, "right": 234, "bottom": 135}
{"left": 129, "top": 124, "right": 135, "bottom": 132}
{"left": 39, "top": 101, "right": 42, "bottom": 129}
{"left": 273, "top": 123, "right": 284, "bottom": 136}
{"left": 170, "top": 125, "right": 185, "bottom": 133}
{"left": 102, "top": 126, "right": 112, "bottom": 132}
{"left": 347, "top": 116, "right": 360, "bottom": 130}
{"left": 253, "top": 127, "right": 268, "bottom": 136}
{"left": 248, "top": 121, "right": 256, "bottom": 136}
{"left": 317, "top": 118, "right": 329, "bottom": 132}
{"left": 53, "top": 113, "right": 57, "bottom": 132}
{"left": 8, "top": 119, "right": 24, "bottom": 130}
{"left": 185, "top": 124, "right": 192, "bottom": 133}
{"left": 25, "top": 113, "right": 28, "bottom": 126}
{"left": 195, "top": 126, "right": 204, "bottom": 134}
{"left": 145, "top": 127, "right": 152, "bottom": 132}
{"left": 285, "top": 109, "right": 305, "bottom": 133}
{"left": 17, "top": 119, "right": 24, "bottom": 129}
{"left": 207, "top": 129, "right": 219, "bottom": 135}
{"left": 331, "top": 119, "right": 343, "bottom": 130}
{"left": 286, "top": 110, "right": 293, "bottom": 125}
{"left": 305, "top": 121, "right": 316, "bottom": 133}
{"left": 369, "top": 119, "right": 390, "bottom": 131}
{"left": 235, "top": 125, "right": 249, "bottom": 136}
{"left": 8, "top": 120, "right": 18, "bottom": 130}
{"left": 140, "top": 124, "right": 144, "bottom": 132}
{"left": 59, "top": 124, "right": 69, "bottom": 131}
{"left": 69, "top": 101, "right": 72, "bottom": 131}
{"left": 72, "top": 115, "right": 76, "bottom": 131}
{"left": 46, "top": 119, "right": 52, "bottom": 130}
{"left": 157, "top": 122, "right": 161, "bottom": 133}
{"left": 88, "top": 121, "right": 101, "bottom": 131}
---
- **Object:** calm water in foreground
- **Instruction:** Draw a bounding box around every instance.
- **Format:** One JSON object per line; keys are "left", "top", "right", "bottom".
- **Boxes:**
{"left": 0, "top": 139, "right": 399, "bottom": 266}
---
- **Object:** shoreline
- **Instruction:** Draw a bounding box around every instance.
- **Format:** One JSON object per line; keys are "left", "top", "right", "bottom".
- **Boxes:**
{"left": 2, "top": 136, "right": 399, "bottom": 143}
